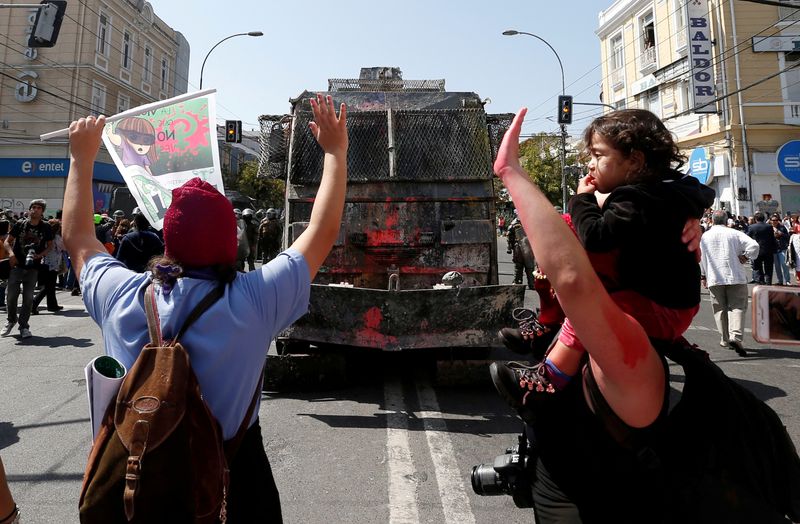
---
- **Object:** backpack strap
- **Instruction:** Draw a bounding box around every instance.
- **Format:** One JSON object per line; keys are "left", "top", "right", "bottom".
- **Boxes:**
{"left": 143, "top": 280, "right": 227, "bottom": 345}
{"left": 144, "top": 283, "right": 162, "bottom": 345}
{"left": 224, "top": 362, "right": 265, "bottom": 463}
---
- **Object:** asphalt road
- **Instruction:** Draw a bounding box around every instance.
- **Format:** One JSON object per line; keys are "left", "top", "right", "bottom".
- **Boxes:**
{"left": 0, "top": 239, "right": 798, "bottom": 523}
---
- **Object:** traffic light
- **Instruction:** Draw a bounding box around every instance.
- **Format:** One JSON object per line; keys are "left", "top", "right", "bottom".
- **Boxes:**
{"left": 28, "top": 1, "right": 68, "bottom": 48}
{"left": 225, "top": 120, "right": 242, "bottom": 143}
{"left": 557, "top": 95, "right": 573, "bottom": 125}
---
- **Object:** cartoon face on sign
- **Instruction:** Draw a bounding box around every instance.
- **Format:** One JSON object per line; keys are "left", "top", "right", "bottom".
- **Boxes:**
{"left": 106, "top": 117, "right": 159, "bottom": 176}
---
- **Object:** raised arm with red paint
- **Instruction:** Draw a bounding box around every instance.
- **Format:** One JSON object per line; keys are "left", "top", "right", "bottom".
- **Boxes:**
{"left": 493, "top": 108, "right": 665, "bottom": 427}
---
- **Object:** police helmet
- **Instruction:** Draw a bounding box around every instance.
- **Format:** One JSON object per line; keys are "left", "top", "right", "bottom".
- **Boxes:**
{"left": 233, "top": 208, "right": 242, "bottom": 217}
{"left": 113, "top": 209, "right": 125, "bottom": 218}
{"left": 242, "top": 208, "right": 255, "bottom": 217}
{"left": 29, "top": 199, "right": 47, "bottom": 211}
{"left": 266, "top": 208, "right": 277, "bottom": 219}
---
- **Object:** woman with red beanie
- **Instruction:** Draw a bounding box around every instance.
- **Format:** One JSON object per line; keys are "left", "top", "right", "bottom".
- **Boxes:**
{"left": 63, "top": 94, "right": 347, "bottom": 522}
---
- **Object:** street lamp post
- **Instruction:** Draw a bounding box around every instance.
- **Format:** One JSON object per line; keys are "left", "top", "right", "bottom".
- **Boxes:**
{"left": 199, "top": 31, "right": 263, "bottom": 89}
{"left": 503, "top": 29, "right": 568, "bottom": 209}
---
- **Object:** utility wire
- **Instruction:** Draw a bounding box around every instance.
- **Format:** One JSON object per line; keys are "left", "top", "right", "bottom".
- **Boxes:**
{"left": 0, "top": 69, "right": 97, "bottom": 114}
{"left": 527, "top": 0, "right": 798, "bottom": 126}
{"left": 67, "top": 0, "right": 246, "bottom": 123}
{"left": 0, "top": 51, "right": 106, "bottom": 112}
{"left": 1, "top": 17, "right": 246, "bottom": 135}
{"left": 522, "top": 0, "right": 697, "bottom": 124}
{"left": 557, "top": 12, "right": 800, "bottom": 128}
{"left": 664, "top": 60, "right": 800, "bottom": 120}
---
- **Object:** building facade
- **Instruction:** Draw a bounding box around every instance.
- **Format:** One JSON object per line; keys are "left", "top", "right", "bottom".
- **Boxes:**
{"left": 0, "top": 0, "right": 189, "bottom": 215}
{"left": 597, "top": 0, "right": 800, "bottom": 216}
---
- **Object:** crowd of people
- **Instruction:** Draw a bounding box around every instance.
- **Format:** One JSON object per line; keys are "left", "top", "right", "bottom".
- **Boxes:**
{"left": 1, "top": 94, "right": 799, "bottom": 521}
{"left": 0, "top": 200, "right": 283, "bottom": 341}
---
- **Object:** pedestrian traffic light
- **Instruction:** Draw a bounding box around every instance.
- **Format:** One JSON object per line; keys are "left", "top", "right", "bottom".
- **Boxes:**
{"left": 557, "top": 95, "right": 573, "bottom": 125}
{"left": 225, "top": 120, "right": 242, "bottom": 143}
{"left": 28, "top": 1, "right": 68, "bottom": 48}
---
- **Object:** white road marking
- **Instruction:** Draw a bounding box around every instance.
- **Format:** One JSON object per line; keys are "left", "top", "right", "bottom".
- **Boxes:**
{"left": 416, "top": 382, "right": 476, "bottom": 524}
{"left": 687, "top": 325, "right": 752, "bottom": 334}
{"left": 384, "top": 379, "right": 420, "bottom": 524}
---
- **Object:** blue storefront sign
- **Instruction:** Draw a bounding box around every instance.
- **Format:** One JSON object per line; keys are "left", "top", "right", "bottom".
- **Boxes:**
{"left": 688, "top": 147, "right": 713, "bottom": 184}
{"left": 0, "top": 158, "right": 123, "bottom": 183}
{"left": 777, "top": 140, "right": 800, "bottom": 183}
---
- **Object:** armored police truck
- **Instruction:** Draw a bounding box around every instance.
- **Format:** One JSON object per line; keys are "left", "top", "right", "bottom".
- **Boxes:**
{"left": 259, "top": 67, "right": 524, "bottom": 353}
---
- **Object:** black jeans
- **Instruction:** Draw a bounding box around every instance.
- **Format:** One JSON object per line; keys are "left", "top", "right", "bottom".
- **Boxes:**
{"left": 33, "top": 269, "right": 59, "bottom": 310}
{"left": 531, "top": 459, "right": 582, "bottom": 524}
{"left": 752, "top": 253, "right": 774, "bottom": 284}
{"left": 227, "top": 419, "right": 283, "bottom": 523}
{"left": 6, "top": 266, "right": 38, "bottom": 329}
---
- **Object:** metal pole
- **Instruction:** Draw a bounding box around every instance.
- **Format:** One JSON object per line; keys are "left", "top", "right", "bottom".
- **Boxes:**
{"left": 560, "top": 124, "right": 568, "bottom": 209}
{"left": 503, "top": 30, "right": 568, "bottom": 208}
{"left": 199, "top": 31, "right": 263, "bottom": 89}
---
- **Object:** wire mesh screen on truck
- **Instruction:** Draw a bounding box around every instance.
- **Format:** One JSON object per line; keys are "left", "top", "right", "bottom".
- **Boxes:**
{"left": 486, "top": 113, "right": 514, "bottom": 164}
{"left": 289, "top": 111, "right": 390, "bottom": 184}
{"left": 327, "top": 78, "right": 445, "bottom": 92}
{"left": 286, "top": 108, "right": 494, "bottom": 185}
{"left": 393, "top": 109, "right": 492, "bottom": 182}
{"left": 257, "top": 114, "right": 291, "bottom": 178}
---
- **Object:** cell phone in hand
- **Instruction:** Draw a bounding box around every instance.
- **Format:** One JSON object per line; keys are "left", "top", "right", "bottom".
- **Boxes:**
{"left": 752, "top": 285, "right": 800, "bottom": 345}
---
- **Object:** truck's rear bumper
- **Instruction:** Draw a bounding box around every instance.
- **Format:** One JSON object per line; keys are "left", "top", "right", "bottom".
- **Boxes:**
{"left": 282, "top": 283, "right": 525, "bottom": 351}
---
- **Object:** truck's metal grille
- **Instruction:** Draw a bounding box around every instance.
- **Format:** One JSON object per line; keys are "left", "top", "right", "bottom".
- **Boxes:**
{"left": 286, "top": 109, "right": 493, "bottom": 184}
{"left": 257, "top": 114, "right": 291, "bottom": 178}
{"left": 486, "top": 113, "right": 514, "bottom": 163}
{"left": 328, "top": 78, "right": 445, "bottom": 92}
{"left": 393, "top": 109, "right": 492, "bottom": 181}
{"left": 288, "top": 111, "right": 389, "bottom": 184}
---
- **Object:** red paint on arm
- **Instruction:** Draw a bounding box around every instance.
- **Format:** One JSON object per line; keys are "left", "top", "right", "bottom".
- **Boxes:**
{"left": 606, "top": 310, "right": 650, "bottom": 368}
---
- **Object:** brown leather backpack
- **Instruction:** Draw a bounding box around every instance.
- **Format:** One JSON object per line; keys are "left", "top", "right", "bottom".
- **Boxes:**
{"left": 79, "top": 283, "right": 261, "bottom": 523}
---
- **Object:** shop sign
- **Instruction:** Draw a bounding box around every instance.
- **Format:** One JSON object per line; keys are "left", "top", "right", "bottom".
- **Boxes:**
{"left": 688, "top": 147, "right": 713, "bottom": 184}
{"left": 777, "top": 140, "right": 800, "bottom": 183}
{"left": 752, "top": 36, "right": 800, "bottom": 53}
{"left": 631, "top": 74, "right": 659, "bottom": 96}
{"left": 16, "top": 9, "right": 39, "bottom": 102}
{"left": 687, "top": 0, "right": 716, "bottom": 113}
{"left": 0, "top": 158, "right": 123, "bottom": 183}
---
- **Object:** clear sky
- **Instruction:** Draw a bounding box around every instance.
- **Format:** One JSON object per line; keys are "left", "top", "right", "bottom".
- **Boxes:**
{"left": 148, "top": 0, "right": 605, "bottom": 136}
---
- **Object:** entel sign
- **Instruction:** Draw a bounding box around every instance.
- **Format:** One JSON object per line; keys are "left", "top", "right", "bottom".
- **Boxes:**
{"left": 21, "top": 160, "right": 65, "bottom": 174}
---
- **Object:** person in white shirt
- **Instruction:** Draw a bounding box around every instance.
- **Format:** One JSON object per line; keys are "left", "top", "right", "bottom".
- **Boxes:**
{"left": 700, "top": 209, "right": 760, "bottom": 356}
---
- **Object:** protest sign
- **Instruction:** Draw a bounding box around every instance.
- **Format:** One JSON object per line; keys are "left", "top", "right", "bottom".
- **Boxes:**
{"left": 100, "top": 89, "right": 224, "bottom": 229}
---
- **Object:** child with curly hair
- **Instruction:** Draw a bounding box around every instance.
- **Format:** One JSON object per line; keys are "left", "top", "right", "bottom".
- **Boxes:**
{"left": 493, "top": 109, "right": 714, "bottom": 410}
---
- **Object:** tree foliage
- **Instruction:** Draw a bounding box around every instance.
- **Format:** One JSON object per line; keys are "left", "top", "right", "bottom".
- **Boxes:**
{"left": 495, "top": 133, "right": 582, "bottom": 210}
{"left": 224, "top": 160, "right": 285, "bottom": 210}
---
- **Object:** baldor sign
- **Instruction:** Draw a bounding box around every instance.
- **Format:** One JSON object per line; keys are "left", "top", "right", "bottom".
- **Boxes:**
{"left": 687, "top": 0, "right": 716, "bottom": 113}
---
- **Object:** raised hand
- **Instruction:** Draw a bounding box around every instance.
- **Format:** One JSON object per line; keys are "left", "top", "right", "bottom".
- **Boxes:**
{"left": 494, "top": 108, "right": 527, "bottom": 179}
{"left": 69, "top": 115, "right": 107, "bottom": 164}
{"left": 309, "top": 94, "right": 347, "bottom": 155}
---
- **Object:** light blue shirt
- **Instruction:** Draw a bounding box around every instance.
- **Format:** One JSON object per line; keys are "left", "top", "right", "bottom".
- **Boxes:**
{"left": 81, "top": 248, "right": 310, "bottom": 439}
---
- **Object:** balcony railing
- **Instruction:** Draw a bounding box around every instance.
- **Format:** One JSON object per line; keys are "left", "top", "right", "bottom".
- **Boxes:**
{"left": 779, "top": 2, "right": 800, "bottom": 22}
{"left": 675, "top": 28, "right": 687, "bottom": 50}
{"left": 640, "top": 46, "right": 657, "bottom": 70}
{"left": 611, "top": 67, "right": 625, "bottom": 89}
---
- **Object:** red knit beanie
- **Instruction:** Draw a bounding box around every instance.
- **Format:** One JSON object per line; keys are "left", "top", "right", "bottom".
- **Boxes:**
{"left": 163, "top": 178, "right": 237, "bottom": 268}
